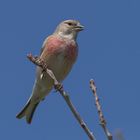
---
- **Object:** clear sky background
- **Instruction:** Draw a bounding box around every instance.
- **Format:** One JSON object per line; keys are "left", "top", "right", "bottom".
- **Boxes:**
{"left": 0, "top": 0, "right": 139, "bottom": 140}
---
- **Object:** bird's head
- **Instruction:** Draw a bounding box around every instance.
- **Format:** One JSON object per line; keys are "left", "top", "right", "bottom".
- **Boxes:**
{"left": 54, "top": 19, "right": 84, "bottom": 40}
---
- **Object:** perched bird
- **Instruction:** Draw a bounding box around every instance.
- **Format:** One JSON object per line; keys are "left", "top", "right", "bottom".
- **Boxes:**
{"left": 16, "top": 19, "right": 84, "bottom": 124}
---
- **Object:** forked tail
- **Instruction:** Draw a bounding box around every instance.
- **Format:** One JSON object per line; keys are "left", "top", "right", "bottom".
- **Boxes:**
{"left": 16, "top": 99, "right": 39, "bottom": 124}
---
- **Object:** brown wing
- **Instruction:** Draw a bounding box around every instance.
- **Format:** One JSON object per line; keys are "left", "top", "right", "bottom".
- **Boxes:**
{"left": 40, "top": 36, "right": 49, "bottom": 55}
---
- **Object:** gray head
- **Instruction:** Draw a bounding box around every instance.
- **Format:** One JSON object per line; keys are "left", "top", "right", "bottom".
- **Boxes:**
{"left": 54, "top": 19, "right": 84, "bottom": 40}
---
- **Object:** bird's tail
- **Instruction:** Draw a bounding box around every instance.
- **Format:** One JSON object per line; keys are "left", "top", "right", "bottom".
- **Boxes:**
{"left": 16, "top": 99, "right": 39, "bottom": 124}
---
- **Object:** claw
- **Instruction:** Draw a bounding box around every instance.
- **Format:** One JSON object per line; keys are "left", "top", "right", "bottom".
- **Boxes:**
{"left": 54, "top": 83, "right": 63, "bottom": 91}
{"left": 40, "top": 73, "right": 44, "bottom": 79}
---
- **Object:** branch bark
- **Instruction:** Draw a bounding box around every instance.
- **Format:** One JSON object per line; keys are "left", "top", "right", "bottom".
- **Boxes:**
{"left": 90, "top": 79, "right": 113, "bottom": 140}
{"left": 27, "top": 53, "right": 96, "bottom": 140}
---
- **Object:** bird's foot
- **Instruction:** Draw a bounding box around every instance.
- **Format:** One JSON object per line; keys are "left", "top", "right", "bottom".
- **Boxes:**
{"left": 54, "top": 83, "right": 63, "bottom": 92}
{"left": 34, "top": 57, "right": 48, "bottom": 70}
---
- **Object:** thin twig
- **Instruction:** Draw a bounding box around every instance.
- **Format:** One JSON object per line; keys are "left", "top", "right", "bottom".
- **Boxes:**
{"left": 90, "top": 79, "right": 113, "bottom": 140}
{"left": 27, "top": 53, "right": 96, "bottom": 140}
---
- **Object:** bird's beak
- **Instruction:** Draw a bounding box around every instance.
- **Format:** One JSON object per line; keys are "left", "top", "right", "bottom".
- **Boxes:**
{"left": 75, "top": 24, "right": 84, "bottom": 31}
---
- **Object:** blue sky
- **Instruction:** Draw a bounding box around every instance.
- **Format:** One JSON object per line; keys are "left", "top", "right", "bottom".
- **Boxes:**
{"left": 0, "top": 0, "right": 140, "bottom": 139}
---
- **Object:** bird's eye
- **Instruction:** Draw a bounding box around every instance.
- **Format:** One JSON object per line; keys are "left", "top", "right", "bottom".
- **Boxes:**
{"left": 67, "top": 22, "right": 73, "bottom": 26}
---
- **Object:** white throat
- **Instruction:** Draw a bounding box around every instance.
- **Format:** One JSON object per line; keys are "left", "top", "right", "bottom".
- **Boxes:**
{"left": 57, "top": 31, "right": 77, "bottom": 40}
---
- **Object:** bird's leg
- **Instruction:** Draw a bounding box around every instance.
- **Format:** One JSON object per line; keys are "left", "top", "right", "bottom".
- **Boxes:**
{"left": 33, "top": 56, "right": 48, "bottom": 79}
{"left": 27, "top": 54, "right": 63, "bottom": 91}
{"left": 33, "top": 56, "right": 63, "bottom": 90}
{"left": 40, "top": 63, "right": 48, "bottom": 79}
{"left": 40, "top": 71, "right": 46, "bottom": 79}
{"left": 54, "top": 83, "right": 63, "bottom": 92}
{"left": 45, "top": 68, "right": 63, "bottom": 91}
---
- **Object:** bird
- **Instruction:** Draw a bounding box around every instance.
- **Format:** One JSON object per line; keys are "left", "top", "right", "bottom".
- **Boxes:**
{"left": 16, "top": 19, "right": 84, "bottom": 124}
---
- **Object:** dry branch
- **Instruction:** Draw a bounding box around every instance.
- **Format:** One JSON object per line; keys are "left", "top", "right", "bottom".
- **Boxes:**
{"left": 27, "top": 53, "right": 96, "bottom": 140}
{"left": 90, "top": 79, "right": 113, "bottom": 140}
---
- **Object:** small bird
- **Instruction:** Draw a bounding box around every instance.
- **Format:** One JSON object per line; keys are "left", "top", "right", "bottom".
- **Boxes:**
{"left": 16, "top": 19, "right": 84, "bottom": 124}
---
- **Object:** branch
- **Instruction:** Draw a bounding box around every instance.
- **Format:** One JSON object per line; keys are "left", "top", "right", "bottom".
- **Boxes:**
{"left": 27, "top": 53, "right": 96, "bottom": 140}
{"left": 90, "top": 79, "right": 113, "bottom": 140}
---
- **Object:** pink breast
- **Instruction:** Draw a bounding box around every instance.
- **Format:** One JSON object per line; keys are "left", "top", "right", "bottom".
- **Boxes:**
{"left": 46, "top": 37, "right": 64, "bottom": 54}
{"left": 46, "top": 36, "right": 78, "bottom": 62}
{"left": 65, "top": 43, "right": 78, "bottom": 62}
